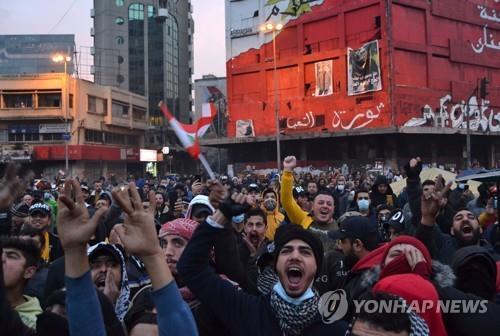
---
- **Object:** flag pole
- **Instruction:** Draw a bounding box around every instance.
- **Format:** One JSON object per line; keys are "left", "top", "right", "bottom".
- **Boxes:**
{"left": 198, "top": 153, "right": 216, "bottom": 180}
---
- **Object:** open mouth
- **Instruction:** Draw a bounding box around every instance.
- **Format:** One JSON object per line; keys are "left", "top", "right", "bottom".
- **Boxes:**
{"left": 95, "top": 277, "right": 106, "bottom": 289}
{"left": 286, "top": 266, "right": 304, "bottom": 286}
{"left": 461, "top": 223, "right": 473, "bottom": 234}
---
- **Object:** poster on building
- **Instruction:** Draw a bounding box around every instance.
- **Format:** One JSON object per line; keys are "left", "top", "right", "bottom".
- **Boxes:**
{"left": 347, "top": 40, "right": 382, "bottom": 96}
{"left": 235, "top": 119, "right": 255, "bottom": 138}
{"left": 315, "top": 60, "right": 333, "bottom": 96}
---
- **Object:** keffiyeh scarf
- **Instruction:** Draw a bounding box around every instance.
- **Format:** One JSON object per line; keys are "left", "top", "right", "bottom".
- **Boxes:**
{"left": 269, "top": 283, "right": 319, "bottom": 336}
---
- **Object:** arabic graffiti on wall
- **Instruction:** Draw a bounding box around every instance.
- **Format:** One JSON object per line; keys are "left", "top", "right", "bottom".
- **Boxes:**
{"left": 281, "top": 111, "right": 325, "bottom": 130}
{"left": 332, "top": 103, "right": 385, "bottom": 130}
{"left": 471, "top": 4, "right": 500, "bottom": 54}
{"left": 403, "top": 95, "right": 500, "bottom": 132}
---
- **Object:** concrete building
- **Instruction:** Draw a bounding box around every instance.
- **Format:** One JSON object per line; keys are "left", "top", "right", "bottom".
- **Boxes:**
{"left": 0, "top": 73, "right": 149, "bottom": 181}
{"left": 207, "top": 0, "right": 500, "bottom": 172}
{"left": 92, "top": 0, "right": 194, "bottom": 136}
{"left": 0, "top": 35, "right": 75, "bottom": 75}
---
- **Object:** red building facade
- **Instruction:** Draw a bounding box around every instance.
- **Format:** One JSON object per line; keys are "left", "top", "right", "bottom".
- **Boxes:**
{"left": 211, "top": 0, "right": 499, "bottom": 170}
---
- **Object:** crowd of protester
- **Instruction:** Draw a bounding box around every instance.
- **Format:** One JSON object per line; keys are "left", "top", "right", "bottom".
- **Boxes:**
{"left": 1, "top": 155, "right": 500, "bottom": 336}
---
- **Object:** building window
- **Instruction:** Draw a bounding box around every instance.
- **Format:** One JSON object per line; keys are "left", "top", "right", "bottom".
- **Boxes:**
{"left": 116, "top": 0, "right": 124, "bottom": 7}
{"left": 132, "top": 106, "right": 147, "bottom": 121}
{"left": 116, "top": 36, "right": 125, "bottom": 45}
{"left": 105, "top": 132, "right": 126, "bottom": 145}
{"left": 118, "top": 55, "right": 124, "bottom": 64}
{"left": 38, "top": 91, "right": 61, "bottom": 108}
{"left": 42, "top": 133, "right": 63, "bottom": 141}
{"left": 85, "top": 129, "right": 103, "bottom": 143}
{"left": 129, "top": 3, "right": 144, "bottom": 20}
{"left": 148, "top": 5, "right": 155, "bottom": 18}
{"left": 117, "top": 74, "right": 125, "bottom": 84}
{"left": 112, "top": 100, "right": 129, "bottom": 118}
{"left": 116, "top": 17, "right": 125, "bottom": 25}
{"left": 2, "top": 92, "right": 33, "bottom": 108}
{"left": 88, "top": 95, "right": 96, "bottom": 112}
{"left": 69, "top": 94, "right": 74, "bottom": 108}
{"left": 0, "top": 130, "right": 7, "bottom": 142}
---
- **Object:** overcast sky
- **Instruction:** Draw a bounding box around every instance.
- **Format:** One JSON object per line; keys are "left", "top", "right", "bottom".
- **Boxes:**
{"left": 0, "top": 0, "right": 226, "bottom": 80}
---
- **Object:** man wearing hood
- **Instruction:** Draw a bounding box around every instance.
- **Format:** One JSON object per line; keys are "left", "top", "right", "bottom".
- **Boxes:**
{"left": 185, "top": 194, "right": 215, "bottom": 224}
{"left": 370, "top": 174, "right": 397, "bottom": 208}
{"left": 451, "top": 245, "right": 498, "bottom": 301}
{"left": 261, "top": 188, "right": 284, "bottom": 240}
{"left": 87, "top": 243, "right": 130, "bottom": 321}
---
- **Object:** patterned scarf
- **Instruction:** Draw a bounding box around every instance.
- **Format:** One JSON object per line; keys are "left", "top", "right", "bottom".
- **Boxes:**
{"left": 257, "top": 267, "right": 279, "bottom": 295}
{"left": 269, "top": 283, "right": 319, "bottom": 336}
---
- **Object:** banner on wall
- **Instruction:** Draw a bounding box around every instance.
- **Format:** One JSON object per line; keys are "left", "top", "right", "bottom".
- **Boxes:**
{"left": 347, "top": 40, "right": 382, "bottom": 96}
{"left": 235, "top": 119, "right": 255, "bottom": 138}
{"left": 315, "top": 60, "right": 333, "bottom": 96}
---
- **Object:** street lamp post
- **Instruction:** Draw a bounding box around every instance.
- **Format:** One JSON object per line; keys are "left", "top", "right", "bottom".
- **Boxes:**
{"left": 261, "top": 22, "right": 283, "bottom": 172}
{"left": 52, "top": 54, "right": 72, "bottom": 173}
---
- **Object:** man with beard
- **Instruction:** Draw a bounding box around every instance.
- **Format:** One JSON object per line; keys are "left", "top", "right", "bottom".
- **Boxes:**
{"left": 327, "top": 216, "right": 380, "bottom": 293}
{"left": 26, "top": 203, "right": 63, "bottom": 263}
{"left": 418, "top": 187, "right": 487, "bottom": 264}
{"left": 177, "top": 191, "right": 348, "bottom": 335}
{"left": 281, "top": 156, "right": 337, "bottom": 251}
{"left": 239, "top": 208, "right": 268, "bottom": 267}
{"left": 87, "top": 243, "right": 130, "bottom": 321}
{"left": 159, "top": 217, "right": 229, "bottom": 335}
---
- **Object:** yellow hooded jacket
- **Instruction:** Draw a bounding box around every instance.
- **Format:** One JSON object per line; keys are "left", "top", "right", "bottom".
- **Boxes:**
{"left": 261, "top": 189, "right": 284, "bottom": 240}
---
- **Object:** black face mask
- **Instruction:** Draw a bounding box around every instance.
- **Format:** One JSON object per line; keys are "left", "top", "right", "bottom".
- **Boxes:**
{"left": 36, "top": 311, "right": 69, "bottom": 336}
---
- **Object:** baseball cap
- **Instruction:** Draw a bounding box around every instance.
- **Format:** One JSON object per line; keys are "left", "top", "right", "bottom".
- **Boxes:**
{"left": 191, "top": 204, "right": 213, "bottom": 218}
{"left": 88, "top": 243, "right": 123, "bottom": 266}
{"left": 384, "top": 209, "right": 405, "bottom": 232}
{"left": 29, "top": 203, "right": 51, "bottom": 216}
{"left": 328, "top": 216, "right": 377, "bottom": 241}
{"left": 292, "top": 185, "right": 307, "bottom": 198}
{"left": 247, "top": 183, "right": 260, "bottom": 192}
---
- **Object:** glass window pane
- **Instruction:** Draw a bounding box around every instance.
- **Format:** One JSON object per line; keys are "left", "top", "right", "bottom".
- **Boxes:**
{"left": 116, "top": 36, "right": 124, "bottom": 45}
{"left": 116, "top": 0, "right": 124, "bottom": 7}
{"left": 116, "top": 17, "right": 124, "bottom": 25}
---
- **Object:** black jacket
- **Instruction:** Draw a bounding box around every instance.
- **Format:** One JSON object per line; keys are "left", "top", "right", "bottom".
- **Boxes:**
{"left": 178, "top": 221, "right": 348, "bottom": 336}
{"left": 437, "top": 286, "right": 500, "bottom": 336}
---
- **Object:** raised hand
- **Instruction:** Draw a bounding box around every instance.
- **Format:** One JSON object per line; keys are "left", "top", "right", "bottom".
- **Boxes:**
{"left": 58, "top": 179, "right": 106, "bottom": 250}
{"left": 191, "top": 179, "right": 203, "bottom": 196}
{"left": 283, "top": 156, "right": 297, "bottom": 172}
{"left": 404, "top": 246, "right": 425, "bottom": 271}
{"left": 112, "top": 184, "right": 161, "bottom": 258}
{"left": 421, "top": 190, "right": 443, "bottom": 226}
{"left": 218, "top": 192, "right": 255, "bottom": 220}
{"left": 112, "top": 183, "right": 173, "bottom": 290}
{"left": 404, "top": 157, "right": 422, "bottom": 178}
{"left": 103, "top": 271, "right": 119, "bottom": 304}
{"left": 0, "top": 162, "right": 33, "bottom": 209}
{"left": 208, "top": 180, "right": 227, "bottom": 209}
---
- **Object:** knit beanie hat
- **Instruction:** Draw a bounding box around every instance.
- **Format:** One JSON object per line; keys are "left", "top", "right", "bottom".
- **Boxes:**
{"left": 273, "top": 224, "right": 323, "bottom": 276}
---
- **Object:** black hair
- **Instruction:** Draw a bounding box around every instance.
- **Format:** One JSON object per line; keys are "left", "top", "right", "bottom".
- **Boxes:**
{"left": 244, "top": 208, "right": 267, "bottom": 225}
{"left": 0, "top": 236, "right": 40, "bottom": 268}
{"left": 346, "top": 234, "right": 379, "bottom": 252}
{"left": 375, "top": 204, "right": 391, "bottom": 215}
{"left": 353, "top": 292, "right": 411, "bottom": 333}
{"left": 421, "top": 179, "right": 435, "bottom": 187}
{"left": 313, "top": 189, "right": 334, "bottom": 202}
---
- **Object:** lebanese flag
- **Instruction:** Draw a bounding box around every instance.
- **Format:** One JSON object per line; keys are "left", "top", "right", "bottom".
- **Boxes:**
{"left": 158, "top": 101, "right": 216, "bottom": 159}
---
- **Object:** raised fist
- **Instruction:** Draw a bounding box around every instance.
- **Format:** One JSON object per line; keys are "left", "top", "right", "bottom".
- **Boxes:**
{"left": 283, "top": 156, "right": 297, "bottom": 172}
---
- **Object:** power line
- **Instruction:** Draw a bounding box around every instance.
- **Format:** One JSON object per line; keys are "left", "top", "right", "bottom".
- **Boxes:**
{"left": 48, "top": 0, "right": 80, "bottom": 33}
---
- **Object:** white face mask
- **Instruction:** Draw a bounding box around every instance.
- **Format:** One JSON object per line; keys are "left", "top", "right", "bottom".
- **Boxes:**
{"left": 337, "top": 184, "right": 345, "bottom": 192}
{"left": 357, "top": 199, "right": 370, "bottom": 211}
